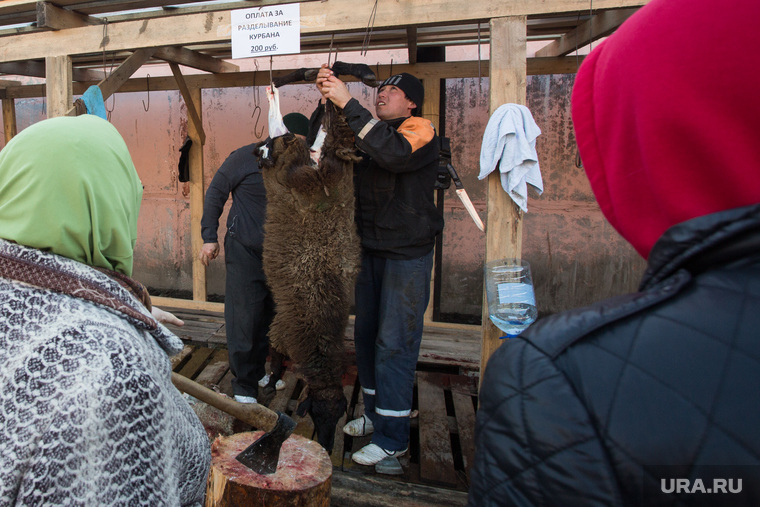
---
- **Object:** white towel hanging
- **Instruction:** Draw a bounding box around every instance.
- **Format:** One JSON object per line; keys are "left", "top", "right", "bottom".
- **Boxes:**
{"left": 478, "top": 104, "right": 543, "bottom": 212}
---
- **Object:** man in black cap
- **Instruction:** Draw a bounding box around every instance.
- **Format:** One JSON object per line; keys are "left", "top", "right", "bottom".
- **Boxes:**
{"left": 283, "top": 112, "right": 310, "bottom": 140}
{"left": 199, "top": 113, "right": 309, "bottom": 405}
{"left": 316, "top": 66, "right": 444, "bottom": 467}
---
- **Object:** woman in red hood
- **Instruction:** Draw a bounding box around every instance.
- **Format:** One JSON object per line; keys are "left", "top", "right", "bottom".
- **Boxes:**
{"left": 468, "top": 0, "right": 760, "bottom": 505}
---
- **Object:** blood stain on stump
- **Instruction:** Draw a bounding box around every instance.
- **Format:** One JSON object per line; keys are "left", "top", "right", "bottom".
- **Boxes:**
{"left": 206, "top": 431, "right": 332, "bottom": 506}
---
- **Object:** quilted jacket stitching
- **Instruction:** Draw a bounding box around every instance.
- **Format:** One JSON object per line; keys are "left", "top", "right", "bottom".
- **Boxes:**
{"left": 488, "top": 436, "right": 599, "bottom": 503}
{"left": 584, "top": 330, "right": 757, "bottom": 458}
{"left": 499, "top": 340, "right": 625, "bottom": 506}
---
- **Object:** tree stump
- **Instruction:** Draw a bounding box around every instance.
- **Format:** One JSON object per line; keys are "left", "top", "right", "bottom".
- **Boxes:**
{"left": 189, "top": 400, "right": 235, "bottom": 442}
{"left": 205, "top": 431, "right": 332, "bottom": 506}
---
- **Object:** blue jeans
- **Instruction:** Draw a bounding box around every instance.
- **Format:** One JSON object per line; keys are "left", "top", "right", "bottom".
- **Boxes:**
{"left": 354, "top": 250, "right": 434, "bottom": 451}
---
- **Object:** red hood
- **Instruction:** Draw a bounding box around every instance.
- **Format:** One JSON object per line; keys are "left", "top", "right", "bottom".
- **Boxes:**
{"left": 571, "top": 0, "right": 760, "bottom": 259}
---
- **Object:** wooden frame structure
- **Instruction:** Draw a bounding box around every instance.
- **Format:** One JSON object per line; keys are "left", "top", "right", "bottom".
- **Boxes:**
{"left": 0, "top": 0, "right": 648, "bottom": 376}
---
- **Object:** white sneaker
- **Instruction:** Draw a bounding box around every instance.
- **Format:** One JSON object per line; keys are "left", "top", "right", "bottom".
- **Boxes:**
{"left": 234, "top": 395, "right": 257, "bottom": 404}
{"left": 351, "top": 443, "right": 407, "bottom": 466}
{"left": 343, "top": 414, "right": 374, "bottom": 436}
{"left": 258, "top": 374, "right": 286, "bottom": 390}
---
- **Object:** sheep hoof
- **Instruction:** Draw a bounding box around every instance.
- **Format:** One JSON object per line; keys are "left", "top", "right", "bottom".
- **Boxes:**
{"left": 258, "top": 386, "right": 277, "bottom": 407}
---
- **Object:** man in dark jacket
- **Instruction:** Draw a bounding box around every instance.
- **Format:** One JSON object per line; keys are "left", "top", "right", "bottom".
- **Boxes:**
{"left": 468, "top": 0, "right": 760, "bottom": 505}
{"left": 199, "top": 114, "right": 308, "bottom": 404}
{"left": 317, "top": 67, "right": 444, "bottom": 466}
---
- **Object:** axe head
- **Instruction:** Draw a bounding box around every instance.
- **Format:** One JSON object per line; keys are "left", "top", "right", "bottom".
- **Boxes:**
{"left": 235, "top": 411, "right": 297, "bottom": 475}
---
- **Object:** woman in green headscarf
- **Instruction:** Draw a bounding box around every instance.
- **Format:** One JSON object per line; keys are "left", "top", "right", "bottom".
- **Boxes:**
{"left": 0, "top": 114, "right": 142, "bottom": 275}
{"left": 0, "top": 115, "right": 210, "bottom": 506}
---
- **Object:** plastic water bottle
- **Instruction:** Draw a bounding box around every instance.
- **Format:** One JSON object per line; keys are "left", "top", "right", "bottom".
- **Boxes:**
{"left": 489, "top": 281, "right": 537, "bottom": 336}
{"left": 485, "top": 259, "right": 537, "bottom": 338}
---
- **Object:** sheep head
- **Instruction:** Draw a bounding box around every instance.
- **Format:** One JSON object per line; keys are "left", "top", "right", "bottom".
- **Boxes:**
{"left": 254, "top": 133, "right": 328, "bottom": 197}
{"left": 254, "top": 133, "right": 310, "bottom": 172}
{"left": 296, "top": 385, "right": 347, "bottom": 454}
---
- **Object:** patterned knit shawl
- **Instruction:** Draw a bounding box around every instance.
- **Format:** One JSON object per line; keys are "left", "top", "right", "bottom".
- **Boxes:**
{"left": 0, "top": 239, "right": 210, "bottom": 506}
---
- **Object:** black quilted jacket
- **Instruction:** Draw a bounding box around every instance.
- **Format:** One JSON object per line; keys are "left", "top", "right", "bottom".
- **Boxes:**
{"left": 468, "top": 203, "right": 760, "bottom": 506}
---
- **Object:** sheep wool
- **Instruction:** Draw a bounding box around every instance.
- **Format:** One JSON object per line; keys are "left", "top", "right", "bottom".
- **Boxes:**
{"left": 258, "top": 102, "right": 361, "bottom": 452}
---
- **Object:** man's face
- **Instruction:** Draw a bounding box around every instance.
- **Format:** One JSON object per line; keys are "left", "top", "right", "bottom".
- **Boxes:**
{"left": 375, "top": 85, "right": 416, "bottom": 121}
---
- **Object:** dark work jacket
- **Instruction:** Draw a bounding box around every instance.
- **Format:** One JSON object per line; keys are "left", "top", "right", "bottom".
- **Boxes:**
{"left": 338, "top": 98, "right": 444, "bottom": 260}
{"left": 200, "top": 143, "right": 267, "bottom": 253}
{"left": 468, "top": 203, "right": 760, "bottom": 506}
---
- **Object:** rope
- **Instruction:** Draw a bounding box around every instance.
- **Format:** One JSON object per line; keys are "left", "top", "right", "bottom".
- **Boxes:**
{"left": 360, "top": 0, "right": 379, "bottom": 56}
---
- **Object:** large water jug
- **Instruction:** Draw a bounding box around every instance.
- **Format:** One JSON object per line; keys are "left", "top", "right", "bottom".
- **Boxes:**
{"left": 484, "top": 258, "right": 537, "bottom": 338}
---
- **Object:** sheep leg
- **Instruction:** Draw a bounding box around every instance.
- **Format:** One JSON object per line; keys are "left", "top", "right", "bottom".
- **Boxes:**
{"left": 317, "top": 102, "right": 359, "bottom": 189}
{"left": 331, "top": 61, "right": 379, "bottom": 87}
{"left": 258, "top": 349, "right": 287, "bottom": 406}
{"left": 268, "top": 348, "right": 287, "bottom": 387}
{"left": 273, "top": 63, "right": 377, "bottom": 88}
{"left": 271, "top": 67, "right": 310, "bottom": 88}
{"left": 266, "top": 85, "right": 288, "bottom": 138}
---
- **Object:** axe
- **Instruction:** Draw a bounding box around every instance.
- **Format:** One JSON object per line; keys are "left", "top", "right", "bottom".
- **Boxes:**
{"left": 171, "top": 372, "right": 296, "bottom": 475}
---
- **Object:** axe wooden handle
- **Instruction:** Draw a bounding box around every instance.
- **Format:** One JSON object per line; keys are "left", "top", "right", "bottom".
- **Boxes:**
{"left": 171, "top": 372, "right": 278, "bottom": 431}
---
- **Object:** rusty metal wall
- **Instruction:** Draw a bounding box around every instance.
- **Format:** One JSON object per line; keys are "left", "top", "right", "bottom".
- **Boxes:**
{"left": 438, "top": 74, "right": 645, "bottom": 319}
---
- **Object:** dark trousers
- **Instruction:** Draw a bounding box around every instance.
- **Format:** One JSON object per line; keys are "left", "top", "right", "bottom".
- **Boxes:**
{"left": 224, "top": 235, "right": 274, "bottom": 398}
{"left": 353, "top": 249, "right": 433, "bottom": 451}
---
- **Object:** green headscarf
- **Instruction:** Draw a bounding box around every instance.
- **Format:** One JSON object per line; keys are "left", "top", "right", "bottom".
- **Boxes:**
{"left": 0, "top": 115, "right": 143, "bottom": 275}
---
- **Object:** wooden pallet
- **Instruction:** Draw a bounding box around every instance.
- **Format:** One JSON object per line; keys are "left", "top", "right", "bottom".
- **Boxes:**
{"left": 171, "top": 343, "right": 478, "bottom": 496}
{"left": 341, "top": 370, "right": 477, "bottom": 492}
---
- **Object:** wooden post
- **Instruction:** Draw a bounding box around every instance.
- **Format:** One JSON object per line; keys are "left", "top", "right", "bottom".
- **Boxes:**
{"left": 44, "top": 55, "right": 72, "bottom": 118}
{"left": 206, "top": 431, "right": 332, "bottom": 506}
{"left": 480, "top": 16, "right": 527, "bottom": 378}
{"left": 2, "top": 98, "right": 17, "bottom": 143}
{"left": 188, "top": 86, "right": 207, "bottom": 302}
{"left": 422, "top": 76, "right": 441, "bottom": 323}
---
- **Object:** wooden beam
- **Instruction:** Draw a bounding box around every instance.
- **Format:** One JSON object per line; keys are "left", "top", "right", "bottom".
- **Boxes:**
{"left": 65, "top": 48, "right": 155, "bottom": 116}
{"left": 480, "top": 16, "right": 528, "bottom": 379}
{"left": 1, "top": 0, "right": 312, "bottom": 27}
{"left": 407, "top": 27, "right": 418, "bottom": 65}
{"left": 169, "top": 62, "right": 206, "bottom": 145}
{"left": 45, "top": 55, "right": 72, "bottom": 118}
{"left": 422, "top": 75, "right": 441, "bottom": 323}
{"left": 536, "top": 7, "right": 638, "bottom": 57}
{"left": 0, "top": 60, "right": 105, "bottom": 82}
{"left": 0, "top": 1, "right": 650, "bottom": 63}
{"left": 528, "top": 55, "right": 585, "bottom": 75}
{"left": 422, "top": 78, "right": 441, "bottom": 148}
{"left": 98, "top": 48, "right": 155, "bottom": 99}
{"left": 154, "top": 46, "right": 238, "bottom": 74}
{"left": 2, "top": 97, "right": 17, "bottom": 143}
{"left": 187, "top": 86, "right": 206, "bottom": 302}
{"left": 0, "top": 0, "right": 225, "bottom": 24}
{"left": 1, "top": 58, "right": 588, "bottom": 100}
{"left": 37, "top": 1, "right": 97, "bottom": 30}
{"left": 151, "top": 296, "right": 224, "bottom": 313}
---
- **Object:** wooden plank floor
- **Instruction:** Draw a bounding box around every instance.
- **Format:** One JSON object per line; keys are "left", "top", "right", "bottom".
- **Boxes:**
{"left": 164, "top": 306, "right": 481, "bottom": 376}
{"left": 165, "top": 307, "right": 480, "bottom": 499}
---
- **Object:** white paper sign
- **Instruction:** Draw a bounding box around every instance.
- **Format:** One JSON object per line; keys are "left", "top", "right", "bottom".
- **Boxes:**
{"left": 230, "top": 4, "right": 300, "bottom": 59}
